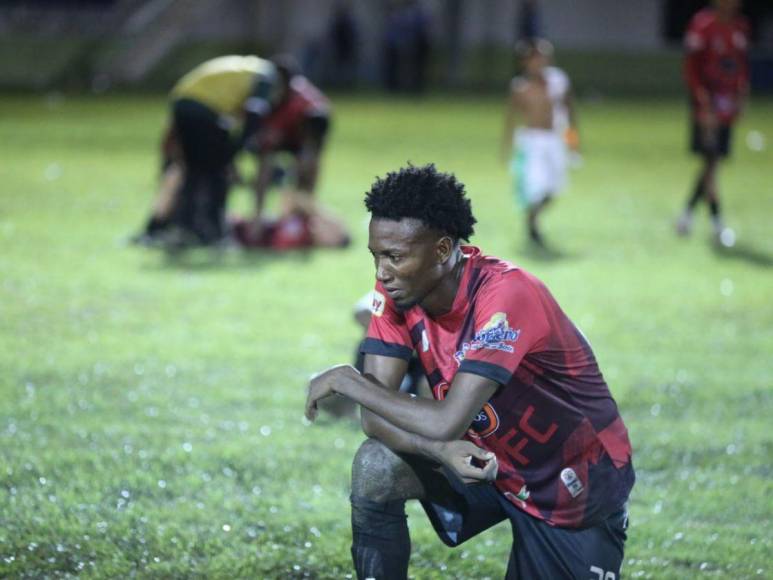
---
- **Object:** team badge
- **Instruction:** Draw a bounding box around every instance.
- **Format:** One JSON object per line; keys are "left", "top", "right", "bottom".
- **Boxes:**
{"left": 454, "top": 312, "right": 520, "bottom": 364}
{"left": 371, "top": 291, "right": 386, "bottom": 317}
{"left": 467, "top": 403, "right": 500, "bottom": 438}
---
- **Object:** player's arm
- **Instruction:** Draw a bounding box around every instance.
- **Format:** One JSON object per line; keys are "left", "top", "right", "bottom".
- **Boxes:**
{"left": 684, "top": 25, "right": 713, "bottom": 125}
{"left": 306, "top": 361, "right": 499, "bottom": 442}
{"left": 334, "top": 353, "right": 498, "bottom": 483}
{"left": 564, "top": 86, "right": 580, "bottom": 152}
{"left": 239, "top": 75, "right": 275, "bottom": 151}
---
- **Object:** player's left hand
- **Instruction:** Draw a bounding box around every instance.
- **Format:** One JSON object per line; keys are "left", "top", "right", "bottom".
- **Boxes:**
{"left": 305, "top": 364, "right": 359, "bottom": 421}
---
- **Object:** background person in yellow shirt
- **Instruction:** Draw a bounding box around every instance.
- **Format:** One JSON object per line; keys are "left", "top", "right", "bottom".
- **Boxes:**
{"left": 166, "top": 55, "right": 280, "bottom": 246}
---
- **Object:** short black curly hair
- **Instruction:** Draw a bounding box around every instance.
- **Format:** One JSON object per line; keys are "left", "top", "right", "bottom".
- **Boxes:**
{"left": 364, "top": 163, "right": 476, "bottom": 241}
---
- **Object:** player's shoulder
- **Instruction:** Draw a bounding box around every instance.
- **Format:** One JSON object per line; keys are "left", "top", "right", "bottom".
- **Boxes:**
{"left": 473, "top": 252, "right": 541, "bottom": 295}
{"left": 290, "top": 75, "right": 330, "bottom": 108}
{"left": 735, "top": 14, "right": 751, "bottom": 35}
{"left": 688, "top": 8, "right": 716, "bottom": 32}
{"left": 544, "top": 66, "right": 571, "bottom": 92}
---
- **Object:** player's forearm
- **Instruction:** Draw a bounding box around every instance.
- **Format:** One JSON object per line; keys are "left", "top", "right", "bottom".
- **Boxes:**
{"left": 361, "top": 408, "right": 445, "bottom": 459}
{"left": 336, "top": 372, "right": 462, "bottom": 441}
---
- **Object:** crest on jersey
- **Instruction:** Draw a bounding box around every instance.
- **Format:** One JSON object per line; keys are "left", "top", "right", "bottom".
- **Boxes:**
{"left": 467, "top": 403, "right": 500, "bottom": 438}
{"left": 454, "top": 312, "right": 520, "bottom": 364}
{"left": 371, "top": 291, "right": 386, "bottom": 317}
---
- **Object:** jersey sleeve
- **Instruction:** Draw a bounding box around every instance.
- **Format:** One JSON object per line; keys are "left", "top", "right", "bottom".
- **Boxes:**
{"left": 360, "top": 284, "right": 413, "bottom": 361}
{"left": 457, "top": 272, "right": 550, "bottom": 385}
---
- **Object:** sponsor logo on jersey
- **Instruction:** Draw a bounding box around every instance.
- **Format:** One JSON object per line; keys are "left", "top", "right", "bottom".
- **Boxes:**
{"left": 454, "top": 312, "right": 520, "bottom": 364}
{"left": 371, "top": 291, "right": 386, "bottom": 317}
{"left": 560, "top": 467, "right": 584, "bottom": 498}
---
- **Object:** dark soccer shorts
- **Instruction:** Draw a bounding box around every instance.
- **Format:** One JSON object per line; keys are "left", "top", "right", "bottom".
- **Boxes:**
{"left": 691, "top": 120, "right": 732, "bottom": 158}
{"left": 418, "top": 467, "right": 628, "bottom": 579}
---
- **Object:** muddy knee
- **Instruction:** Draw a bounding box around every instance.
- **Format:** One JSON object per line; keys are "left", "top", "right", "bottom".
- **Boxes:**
{"left": 351, "top": 439, "right": 425, "bottom": 502}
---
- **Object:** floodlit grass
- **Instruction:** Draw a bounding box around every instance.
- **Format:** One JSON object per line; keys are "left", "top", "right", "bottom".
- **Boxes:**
{"left": 0, "top": 92, "right": 771, "bottom": 578}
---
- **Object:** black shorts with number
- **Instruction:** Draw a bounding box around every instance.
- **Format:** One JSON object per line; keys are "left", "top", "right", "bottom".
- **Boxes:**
{"left": 690, "top": 120, "right": 732, "bottom": 158}
{"left": 417, "top": 464, "right": 629, "bottom": 579}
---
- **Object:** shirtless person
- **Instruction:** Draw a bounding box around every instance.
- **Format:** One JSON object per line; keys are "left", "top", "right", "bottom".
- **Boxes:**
{"left": 502, "top": 38, "right": 578, "bottom": 246}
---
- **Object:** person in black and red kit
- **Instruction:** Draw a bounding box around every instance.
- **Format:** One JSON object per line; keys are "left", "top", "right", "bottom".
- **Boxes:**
{"left": 676, "top": 0, "right": 749, "bottom": 246}
{"left": 250, "top": 56, "right": 332, "bottom": 220}
{"left": 305, "top": 164, "right": 635, "bottom": 579}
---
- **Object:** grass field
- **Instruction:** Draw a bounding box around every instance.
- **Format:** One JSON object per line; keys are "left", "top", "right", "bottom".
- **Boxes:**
{"left": 1, "top": 92, "right": 771, "bottom": 579}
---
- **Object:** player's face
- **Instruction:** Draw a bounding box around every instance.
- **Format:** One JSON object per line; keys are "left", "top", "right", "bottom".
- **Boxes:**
{"left": 368, "top": 218, "right": 446, "bottom": 311}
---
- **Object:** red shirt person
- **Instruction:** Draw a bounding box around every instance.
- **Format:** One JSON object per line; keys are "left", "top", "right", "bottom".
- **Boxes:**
{"left": 364, "top": 246, "right": 634, "bottom": 529}
{"left": 305, "top": 164, "right": 634, "bottom": 579}
{"left": 251, "top": 56, "right": 332, "bottom": 222}
{"left": 676, "top": 0, "right": 749, "bottom": 245}
{"left": 684, "top": 3, "right": 749, "bottom": 126}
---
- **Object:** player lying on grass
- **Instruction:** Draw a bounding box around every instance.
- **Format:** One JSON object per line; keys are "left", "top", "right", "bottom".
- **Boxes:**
{"left": 230, "top": 190, "right": 349, "bottom": 250}
{"left": 305, "top": 163, "right": 634, "bottom": 579}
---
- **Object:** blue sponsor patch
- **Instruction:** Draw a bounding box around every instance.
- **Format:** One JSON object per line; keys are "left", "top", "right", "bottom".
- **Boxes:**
{"left": 454, "top": 312, "right": 520, "bottom": 364}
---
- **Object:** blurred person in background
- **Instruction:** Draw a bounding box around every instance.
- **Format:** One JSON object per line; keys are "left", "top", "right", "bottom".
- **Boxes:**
{"left": 230, "top": 190, "right": 349, "bottom": 251}
{"left": 131, "top": 125, "right": 185, "bottom": 244}
{"left": 305, "top": 164, "right": 634, "bottom": 579}
{"left": 164, "top": 55, "right": 280, "bottom": 246}
{"left": 328, "top": 0, "right": 360, "bottom": 88}
{"left": 516, "top": 0, "right": 542, "bottom": 41}
{"left": 676, "top": 0, "right": 749, "bottom": 246}
{"left": 502, "top": 38, "right": 579, "bottom": 247}
{"left": 383, "top": 0, "right": 431, "bottom": 93}
{"left": 248, "top": 55, "right": 332, "bottom": 233}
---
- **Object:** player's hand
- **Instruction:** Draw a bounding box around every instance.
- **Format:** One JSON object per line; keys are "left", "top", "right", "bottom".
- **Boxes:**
{"left": 431, "top": 440, "right": 498, "bottom": 484}
{"left": 304, "top": 364, "right": 358, "bottom": 422}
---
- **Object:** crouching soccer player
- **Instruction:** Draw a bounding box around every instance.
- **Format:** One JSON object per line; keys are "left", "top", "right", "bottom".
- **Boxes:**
{"left": 306, "top": 164, "right": 635, "bottom": 579}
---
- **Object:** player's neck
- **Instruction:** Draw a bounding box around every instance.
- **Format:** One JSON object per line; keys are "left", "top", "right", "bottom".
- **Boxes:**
{"left": 419, "top": 249, "right": 467, "bottom": 318}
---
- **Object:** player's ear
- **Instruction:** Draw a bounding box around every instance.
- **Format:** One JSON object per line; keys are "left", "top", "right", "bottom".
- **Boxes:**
{"left": 436, "top": 236, "right": 454, "bottom": 264}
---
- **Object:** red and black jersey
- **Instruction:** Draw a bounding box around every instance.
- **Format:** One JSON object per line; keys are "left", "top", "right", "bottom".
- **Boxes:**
{"left": 362, "top": 246, "right": 634, "bottom": 528}
{"left": 684, "top": 8, "right": 749, "bottom": 124}
{"left": 231, "top": 213, "right": 313, "bottom": 250}
{"left": 260, "top": 76, "right": 330, "bottom": 153}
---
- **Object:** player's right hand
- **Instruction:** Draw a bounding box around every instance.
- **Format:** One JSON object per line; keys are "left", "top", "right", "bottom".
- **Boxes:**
{"left": 432, "top": 440, "right": 498, "bottom": 484}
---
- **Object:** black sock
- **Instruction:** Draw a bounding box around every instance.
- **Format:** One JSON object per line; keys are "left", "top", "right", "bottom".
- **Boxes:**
{"left": 350, "top": 495, "right": 411, "bottom": 580}
{"left": 687, "top": 176, "right": 705, "bottom": 211}
{"left": 709, "top": 199, "right": 720, "bottom": 219}
{"left": 145, "top": 216, "right": 169, "bottom": 235}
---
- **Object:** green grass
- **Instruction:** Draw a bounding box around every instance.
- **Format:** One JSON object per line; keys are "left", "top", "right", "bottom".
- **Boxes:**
{"left": 0, "top": 93, "right": 771, "bottom": 579}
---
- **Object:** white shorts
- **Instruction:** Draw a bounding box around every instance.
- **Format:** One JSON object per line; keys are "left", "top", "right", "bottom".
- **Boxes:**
{"left": 510, "top": 128, "right": 567, "bottom": 207}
